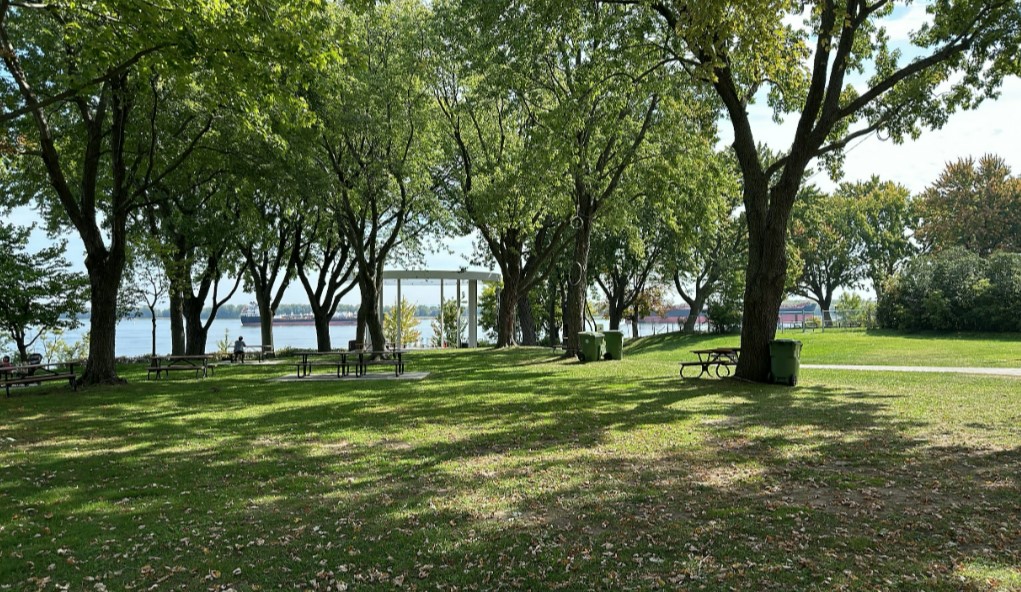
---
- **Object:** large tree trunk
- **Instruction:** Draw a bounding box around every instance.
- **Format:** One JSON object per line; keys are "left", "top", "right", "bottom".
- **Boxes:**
{"left": 81, "top": 253, "right": 124, "bottom": 385}
{"left": 14, "top": 333, "right": 28, "bottom": 362}
{"left": 182, "top": 300, "right": 209, "bottom": 356}
{"left": 149, "top": 306, "right": 157, "bottom": 357}
{"left": 314, "top": 313, "right": 332, "bottom": 352}
{"left": 358, "top": 275, "right": 386, "bottom": 353}
{"left": 547, "top": 273, "right": 560, "bottom": 348}
{"left": 255, "top": 290, "right": 275, "bottom": 350}
{"left": 496, "top": 263, "right": 522, "bottom": 347}
{"left": 169, "top": 292, "right": 186, "bottom": 355}
{"left": 355, "top": 305, "right": 366, "bottom": 346}
{"left": 682, "top": 293, "right": 708, "bottom": 333}
{"left": 819, "top": 293, "right": 833, "bottom": 327}
{"left": 517, "top": 292, "right": 537, "bottom": 345}
{"left": 310, "top": 298, "right": 334, "bottom": 351}
{"left": 608, "top": 303, "right": 625, "bottom": 331}
{"left": 565, "top": 214, "right": 593, "bottom": 355}
{"left": 736, "top": 184, "right": 793, "bottom": 382}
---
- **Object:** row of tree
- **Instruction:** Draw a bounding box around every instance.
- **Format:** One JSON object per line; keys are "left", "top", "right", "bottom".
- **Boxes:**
{"left": 786, "top": 154, "right": 1020, "bottom": 325}
{"left": 2, "top": 0, "right": 1018, "bottom": 384}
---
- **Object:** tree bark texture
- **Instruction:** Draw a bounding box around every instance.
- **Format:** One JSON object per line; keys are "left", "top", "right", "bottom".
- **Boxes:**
{"left": 547, "top": 273, "right": 560, "bottom": 348}
{"left": 358, "top": 276, "right": 386, "bottom": 354}
{"left": 495, "top": 258, "right": 523, "bottom": 347}
{"left": 736, "top": 179, "right": 796, "bottom": 381}
{"left": 565, "top": 213, "right": 593, "bottom": 355}
{"left": 81, "top": 252, "right": 125, "bottom": 385}
{"left": 169, "top": 292, "right": 186, "bottom": 355}
{"left": 182, "top": 299, "right": 210, "bottom": 356}
{"left": 255, "top": 290, "right": 275, "bottom": 350}
{"left": 497, "top": 282, "right": 518, "bottom": 348}
{"left": 517, "top": 291, "right": 537, "bottom": 345}
{"left": 314, "top": 313, "right": 332, "bottom": 352}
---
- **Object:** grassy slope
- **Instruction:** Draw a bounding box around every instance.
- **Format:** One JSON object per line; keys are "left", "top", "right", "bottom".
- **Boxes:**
{"left": 0, "top": 333, "right": 1019, "bottom": 591}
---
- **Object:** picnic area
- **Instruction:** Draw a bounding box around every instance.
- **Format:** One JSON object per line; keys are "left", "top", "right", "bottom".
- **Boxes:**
{"left": 2, "top": 331, "right": 1019, "bottom": 590}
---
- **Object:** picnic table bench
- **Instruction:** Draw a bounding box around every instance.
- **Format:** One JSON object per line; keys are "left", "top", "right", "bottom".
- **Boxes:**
{"left": 294, "top": 351, "right": 353, "bottom": 378}
{"left": 356, "top": 349, "right": 406, "bottom": 377}
{"left": 294, "top": 348, "right": 408, "bottom": 378}
{"left": 1, "top": 360, "right": 79, "bottom": 398}
{"left": 147, "top": 355, "right": 213, "bottom": 380}
{"left": 680, "top": 347, "right": 741, "bottom": 379}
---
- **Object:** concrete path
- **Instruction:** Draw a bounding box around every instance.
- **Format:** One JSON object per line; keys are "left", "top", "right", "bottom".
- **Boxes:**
{"left": 803, "top": 364, "right": 1021, "bottom": 377}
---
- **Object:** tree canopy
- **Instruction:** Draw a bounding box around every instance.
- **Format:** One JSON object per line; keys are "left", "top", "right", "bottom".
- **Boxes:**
{"left": 915, "top": 154, "right": 1021, "bottom": 256}
{"left": 0, "top": 222, "right": 88, "bottom": 361}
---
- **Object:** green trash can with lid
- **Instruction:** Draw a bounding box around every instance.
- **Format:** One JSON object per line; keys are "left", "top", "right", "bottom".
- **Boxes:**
{"left": 602, "top": 330, "right": 623, "bottom": 360}
{"left": 577, "top": 332, "right": 604, "bottom": 363}
{"left": 769, "top": 339, "right": 803, "bottom": 386}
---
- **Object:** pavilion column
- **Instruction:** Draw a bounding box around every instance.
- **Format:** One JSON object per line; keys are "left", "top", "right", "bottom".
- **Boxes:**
{"left": 396, "top": 279, "right": 402, "bottom": 349}
{"left": 439, "top": 279, "right": 445, "bottom": 348}
{"left": 469, "top": 279, "right": 478, "bottom": 347}
{"left": 456, "top": 279, "right": 462, "bottom": 348}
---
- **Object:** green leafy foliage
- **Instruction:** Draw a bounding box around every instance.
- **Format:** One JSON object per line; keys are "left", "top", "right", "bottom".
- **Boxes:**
{"left": 384, "top": 298, "right": 422, "bottom": 348}
{"left": 789, "top": 185, "right": 865, "bottom": 315}
{"left": 879, "top": 248, "right": 1021, "bottom": 331}
{"left": 0, "top": 223, "right": 88, "bottom": 361}
{"left": 915, "top": 154, "right": 1021, "bottom": 256}
{"left": 618, "top": 0, "right": 1021, "bottom": 380}
{"left": 833, "top": 292, "right": 876, "bottom": 329}
{"left": 842, "top": 177, "right": 916, "bottom": 300}
{"left": 430, "top": 298, "right": 467, "bottom": 347}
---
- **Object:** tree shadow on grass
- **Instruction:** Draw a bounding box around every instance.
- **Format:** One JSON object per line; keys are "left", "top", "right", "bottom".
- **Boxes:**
{"left": 1, "top": 352, "right": 1019, "bottom": 590}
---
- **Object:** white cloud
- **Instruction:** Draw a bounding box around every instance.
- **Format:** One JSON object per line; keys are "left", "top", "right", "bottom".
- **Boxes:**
{"left": 882, "top": 3, "right": 932, "bottom": 43}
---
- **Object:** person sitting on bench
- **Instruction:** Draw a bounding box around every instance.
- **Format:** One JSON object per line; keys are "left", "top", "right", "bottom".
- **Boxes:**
{"left": 0, "top": 355, "right": 11, "bottom": 371}
{"left": 233, "top": 336, "right": 246, "bottom": 363}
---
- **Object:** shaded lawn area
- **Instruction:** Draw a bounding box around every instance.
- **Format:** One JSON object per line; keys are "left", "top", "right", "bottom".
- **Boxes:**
{"left": 1, "top": 337, "right": 1019, "bottom": 591}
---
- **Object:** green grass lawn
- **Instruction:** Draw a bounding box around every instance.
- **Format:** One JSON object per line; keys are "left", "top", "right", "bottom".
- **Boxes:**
{"left": 2, "top": 331, "right": 1020, "bottom": 591}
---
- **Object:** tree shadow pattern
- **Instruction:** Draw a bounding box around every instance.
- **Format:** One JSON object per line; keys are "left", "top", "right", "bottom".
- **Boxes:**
{"left": 1, "top": 348, "right": 1019, "bottom": 590}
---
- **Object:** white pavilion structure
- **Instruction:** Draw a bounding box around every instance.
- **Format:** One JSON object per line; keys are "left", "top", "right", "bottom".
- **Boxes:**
{"left": 380, "top": 269, "right": 502, "bottom": 348}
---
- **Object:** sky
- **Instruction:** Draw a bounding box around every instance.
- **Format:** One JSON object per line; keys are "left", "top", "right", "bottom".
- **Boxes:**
{"left": 8, "top": 4, "right": 1020, "bottom": 308}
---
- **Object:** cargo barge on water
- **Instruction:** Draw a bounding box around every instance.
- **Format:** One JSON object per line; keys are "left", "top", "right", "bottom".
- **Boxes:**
{"left": 239, "top": 304, "right": 356, "bottom": 327}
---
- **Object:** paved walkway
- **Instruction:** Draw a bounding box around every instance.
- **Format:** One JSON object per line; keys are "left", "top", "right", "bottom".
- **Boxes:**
{"left": 803, "top": 364, "right": 1021, "bottom": 377}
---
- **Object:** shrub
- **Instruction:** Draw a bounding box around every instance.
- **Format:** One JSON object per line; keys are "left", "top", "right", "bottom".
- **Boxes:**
{"left": 878, "top": 248, "right": 1021, "bottom": 331}
{"left": 707, "top": 296, "right": 742, "bottom": 334}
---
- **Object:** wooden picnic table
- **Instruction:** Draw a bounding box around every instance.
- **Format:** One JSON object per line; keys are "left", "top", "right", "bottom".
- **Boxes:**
{"left": 147, "top": 355, "right": 213, "bottom": 380}
{"left": 1, "top": 361, "right": 79, "bottom": 398}
{"left": 680, "top": 347, "right": 741, "bottom": 379}
{"left": 294, "top": 351, "right": 353, "bottom": 378}
{"left": 355, "top": 349, "right": 407, "bottom": 377}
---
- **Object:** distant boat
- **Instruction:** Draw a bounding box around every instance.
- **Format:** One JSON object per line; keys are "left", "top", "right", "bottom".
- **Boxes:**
{"left": 239, "top": 304, "right": 356, "bottom": 327}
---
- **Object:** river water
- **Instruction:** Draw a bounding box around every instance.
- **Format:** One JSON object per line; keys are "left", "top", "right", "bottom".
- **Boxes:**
{"left": 46, "top": 317, "right": 680, "bottom": 358}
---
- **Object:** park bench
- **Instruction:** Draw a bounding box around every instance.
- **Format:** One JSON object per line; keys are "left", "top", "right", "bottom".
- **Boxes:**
{"left": 236, "top": 343, "right": 275, "bottom": 363}
{"left": 147, "top": 355, "right": 212, "bottom": 379}
{"left": 294, "top": 351, "right": 352, "bottom": 378}
{"left": 679, "top": 347, "right": 741, "bottom": 379}
{"left": 2, "top": 358, "right": 79, "bottom": 398}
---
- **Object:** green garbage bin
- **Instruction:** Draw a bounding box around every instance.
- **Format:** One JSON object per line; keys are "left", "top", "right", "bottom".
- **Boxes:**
{"left": 602, "top": 330, "right": 623, "bottom": 360}
{"left": 769, "top": 339, "right": 803, "bottom": 386}
{"left": 578, "top": 332, "right": 604, "bottom": 363}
